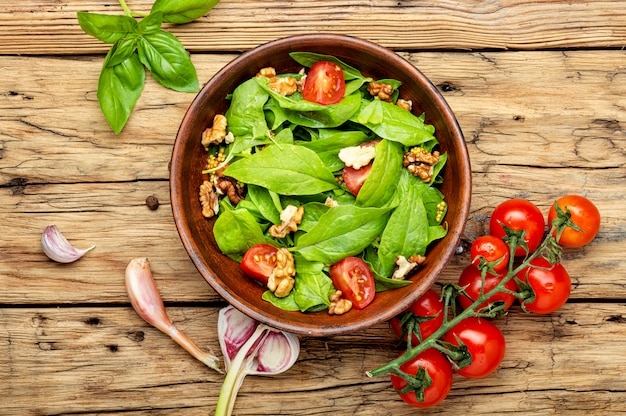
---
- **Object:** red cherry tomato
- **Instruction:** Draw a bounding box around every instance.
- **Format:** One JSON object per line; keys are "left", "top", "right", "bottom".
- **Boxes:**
{"left": 302, "top": 61, "right": 346, "bottom": 105}
{"left": 443, "top": 317, "right": 506, "bottom": 379}
{"left": 329, "top": 257, "right": 375, "bottom": 309}
{"left": 489, "top": 198, "right": 545, "bottom": 256}
{"left": 457, "top": 264, "right": 518, "bottom": 312}
{"left": 343, "top": 163, "right": 372, "bottom": 196}
{"left": 470, "top": 235, "right": 510, "bottom": 273}
{"left": 240, "top": 243, "right": 279, "bottom": 285}
{"left": 390, "top": 349, "right": 453, "bottom": 408}
{"left": 390, "top": 289, "right": 445, "bottom": 344}
{"left": 517, "top": 257, "right": 571, "bottom": 314}
{"left": 547, "top": 195, "right": 600, "bottom": 247}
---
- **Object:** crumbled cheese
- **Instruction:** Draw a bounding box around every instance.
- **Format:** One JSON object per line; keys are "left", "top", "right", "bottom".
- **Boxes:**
{"left": 338, "top": 145, "right": 376, "bottom": 169}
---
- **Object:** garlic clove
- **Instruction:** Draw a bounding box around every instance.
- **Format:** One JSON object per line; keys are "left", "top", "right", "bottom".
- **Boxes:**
{"left": 251, "top": 330, "right": 300, "bottom": 375}
{"left": 125, "top": 258, "right": 222, "bottom": 373}
{"left": 41, "top": 224, "right": 95, "bottom": 263}
{"left": 218, "top": 305, "right": 259, "bottom": 367}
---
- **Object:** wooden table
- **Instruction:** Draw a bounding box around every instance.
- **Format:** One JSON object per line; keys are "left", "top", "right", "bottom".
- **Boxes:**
{"left": 2, "top": 1, "right": 625, "bottom": 414}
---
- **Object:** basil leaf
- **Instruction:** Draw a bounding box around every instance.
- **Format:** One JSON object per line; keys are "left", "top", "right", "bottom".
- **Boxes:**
{"left": 77, "top": 12, "right": 137, "bottom": 44}
{"left": 105, "top": 36, "right": 138, "bottom": 68}
{"left": 294, "top": 205, "right": 392, "bottom": 265}
{"left": 97, "top": 50, "right": 145, "bottom": 134}
{"left": 224, "top": 144, "right": 339, "bottom": 195}
{"left": 136, "top": 11, "right": 163, "bottom": 35}
{"left": 151, "top": 0, "right": 221, "bottom": 24}
{"left": 213, "top": 207, "right": 266, "bottom": 262}
{"left": 137, "top": 30, "right": 199, "bottom": 92}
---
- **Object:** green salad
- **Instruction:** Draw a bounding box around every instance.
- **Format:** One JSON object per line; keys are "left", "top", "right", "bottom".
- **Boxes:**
{"left": 199, "top": 52, "right": 448, "bottom": 314}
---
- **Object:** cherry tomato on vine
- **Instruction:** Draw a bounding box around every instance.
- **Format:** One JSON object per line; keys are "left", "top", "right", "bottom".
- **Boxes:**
{"left": 302, "top": 61, "right": 346, "bottom": 105}
{"left": 470, "top": 235, "right": 510, "bottom": 273}
{"left": 457, "top": 264, "right": 518, "bottom": 312}
{"left": 343, "top": 163, "right": 372, "bottom": 196}
{"left": 489, "top": 198, "right": 545, "bottom": 256}
{"left": 240, "top": 244, "right": 279, "bottom": 285}
{"left": 390, "top": 348, "right": 453, "bottom": 408}
{"left": 547, "top": 195, "right": 600, "bottom": 248}
{"left": 443, "top": 317, "right": 506, "bottom": 379}
{"left": 329, "top": 257, "right": 375, "bottom": 309}
{"left": 390, "top": 289, "right": 445, "bottom": 344}
{"left": 517, "top": 257, "right": 571, "bottom": 314}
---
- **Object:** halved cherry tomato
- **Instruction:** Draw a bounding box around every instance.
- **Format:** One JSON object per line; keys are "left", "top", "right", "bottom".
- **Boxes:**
{"left": 343, "top": 163, "right": 372, "bottom": 196}
{"left": 389, "top": 289, "right": 445, "bottom": 344}
{"left": 457, "top": 264, "right": 518, "bottom": 313}
{"left": 302, "top": 61, "right": 346, "bottom": 105}
{"left": 470, "top": 235, "right": 510, "bottom": 273}
{"left": 329, "top": 257, "right": 375, "bottom": 309}
{"left": 240, "top": 243, "right": 279, "bottom": 285}
{"left": 517, "top": 257, "right": 571, "bottom": 314}
{"left": 489, "top": 198, "right": 545, "bottom": 256}
{"left": 390, "top": 348, "right": 453, "bottom": 408}
{"left": 547, "top": 195, "right": 600, "bottom": 247}
{"left": 443, "top": 317, "right": 506, "bottom": 379}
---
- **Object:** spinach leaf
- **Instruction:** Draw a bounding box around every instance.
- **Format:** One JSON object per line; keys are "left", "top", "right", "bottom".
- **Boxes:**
{"left": 298, "top": 129, "right": 370, "bottom": 171}
{"left": 374, "top": 274, "right": 413, "bottom": 292}
{"left": 224, "top": 144, "right": 339, "bottom": 195}
{"left": 151, "top": 0, "right": 220, "bottom": 24}
{"left": 256, "top": 78, "right": 362, "bottom": 128}
{"left": 356, "top": 139, "right": 404, "bottom": 208}
{"left": 293, "top": 205, "right": 392, "bottom": 264}
{"left": 246, "top": 184, "right": 281, "bottom": 225}
{"left": 376, "top": 184, "right": 430, "bottom": 277}
{"left": 289, "top": 52, "right": 364, "bottom": 81}
{"left": 97, "top": 50, "right": 145, "bottom": 134}
{"left": 77, "top": 12, "right": 137, "bottom": 44}
{"left": 226, "top": 78, "right": 271, "bottom": 144}
{"left": 138, "top": 30, "right": 199, "bottom": 92}
{"left": 353, "top": 100, "right": 436, "bottom": 146}
{"left": 262, "top": 255, "right": 333, "bottom": 312}
{"left": 213, "top": 207, "right": 266, "bottom": 262}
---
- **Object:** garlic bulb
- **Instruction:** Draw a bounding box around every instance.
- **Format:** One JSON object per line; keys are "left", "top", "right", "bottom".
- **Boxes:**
{"left": 41, "top": 224, "right": 95, "bottom": 263}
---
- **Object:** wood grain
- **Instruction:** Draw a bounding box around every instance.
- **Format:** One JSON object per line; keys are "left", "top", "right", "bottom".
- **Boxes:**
{"left": 3, "top": 0, "right": 626, "bottom": 55}
{"left": 1, "top": 304, "right": 625, "bottom": 415}
{"left": 2, "top": 2, "right": 626, "bottom": 413}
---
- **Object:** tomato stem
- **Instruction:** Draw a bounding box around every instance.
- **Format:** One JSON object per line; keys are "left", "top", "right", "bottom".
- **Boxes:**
{"left": 367, "top": 224, "right": 563, "bottom": 379}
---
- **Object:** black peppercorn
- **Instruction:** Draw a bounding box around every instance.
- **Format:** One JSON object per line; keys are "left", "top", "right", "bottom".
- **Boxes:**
{"left": 145, "top": 195, "right": 159, "bottom": 210}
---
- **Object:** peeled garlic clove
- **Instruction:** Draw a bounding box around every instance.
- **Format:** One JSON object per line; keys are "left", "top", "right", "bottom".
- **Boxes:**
{"left": 41, "top": 224, "right": 95, "bottom": 263}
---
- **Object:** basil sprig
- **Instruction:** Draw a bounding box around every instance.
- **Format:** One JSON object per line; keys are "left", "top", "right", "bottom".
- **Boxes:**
{"left": 78, "top": 0, "right": 220, "bottom": 133}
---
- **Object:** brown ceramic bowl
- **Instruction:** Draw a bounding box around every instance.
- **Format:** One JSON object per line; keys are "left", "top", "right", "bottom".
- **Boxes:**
{"left": 171, "top": 34, "right": 471, "bottom": 336}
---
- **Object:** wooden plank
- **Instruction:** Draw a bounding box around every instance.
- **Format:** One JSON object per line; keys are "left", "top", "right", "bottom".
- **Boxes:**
{"left": 3, "top": 0, "right": 626, "bottom": 54}
{"left": 1, "top": 303, "right": 625, "bottom": 414}
{"left": 1, "top": 50, "right": 624, "bottom": 303}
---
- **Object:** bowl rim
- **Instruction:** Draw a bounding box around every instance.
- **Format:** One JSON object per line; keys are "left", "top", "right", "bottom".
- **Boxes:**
{"left": 171, "top": 33, "right": 471, "bottom": 336}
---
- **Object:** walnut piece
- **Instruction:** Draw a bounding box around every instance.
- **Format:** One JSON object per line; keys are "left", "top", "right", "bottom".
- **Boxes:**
{"left": 256, "top": 66, "right": 298, "bottom": 96}
{"left": 267, "top": 248, "right": 296, "bottom": 297}
{"left": 199, "top": 180, "right": 219, "bottom": 218}
{"left": 367, "top": 81, "right": 395, "bottom": 102}
{"left": 215, "top": 176, "right": 245, "bottom": 205}
{"left": 201, "top": 114, "right": 228, "bottom": 150}
{"left": 396, "top": 98, "right": 413, "bottom": 112}
{"left": 328, "top": 290, "right": 353, "bottom": 315}
{"left": 392, "top": 255, "right": 426, "bottom": 280}
{"left": 403, "top": 147, "right": 441, "bottom": 182}
{"left": 269, "top": 205, "right": 304, "bottom": 238}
